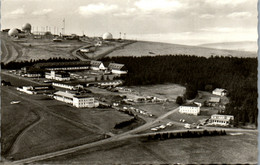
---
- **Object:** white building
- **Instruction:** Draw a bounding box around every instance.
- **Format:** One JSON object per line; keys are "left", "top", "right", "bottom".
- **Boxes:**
{"left": 108, "top": 63, "right": 127, "bottom": 75}
{"left": 179, "top": 104, "right": 200, "bottom": 115}
{"left": 17, "top": 86, "right": 36, "bottom": 94}
{"left": 209, "top": 114, "right": 234, "bottom": 126}
{"left": 212, "top": 88, "right": 227, "bottom": 96}
{"left": 53, "top": 91, "right": 99, "bottom": 108}
{"left": 54, "top": 91, "right": 74, "bottom": 104}
{"left": 90, "top": 61, "right": 106, "bottom": 71}
{"left": 73, "top": 96, "right": 99, "bottom": 108}
{"left": 98, "top": 80, "right": 123, "bottom": 87}
{"left": 45, "top": 71, "right": 70, "bottom": 81}
{"left": 24, "top": 73, "right": 41, "bottom": 78}
{"left": 52, "top": 82, "right": 76, "bottom": 90}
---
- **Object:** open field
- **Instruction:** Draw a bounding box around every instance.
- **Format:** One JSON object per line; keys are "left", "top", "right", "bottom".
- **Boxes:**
{"left": 166, "top": 109, "right": 218, "bottom": 125}
{"left": 40, "top": 131, "right": 257, "bottom": 164}
{"left": 135, "top": 102, "right": 178, "bottom": 118}
{"left": 79, "top": 41, "right": 134, "bottom": 60}
{"left": 1, "top": 87, "right": 40, "bottom": 156}
{"left": 199, "top": 41, "right": 257, "bottom": 53}
{"left": 1, "top": 38, "right": 21, "bottom": 64}
{"left": 106, "top": 41, "right": 257, "bottom": 58}
{"left": 1, "top": 71, "right": 42, "bottom": 86}
{"left": 1, "top": 32, "right": 135, "bottom": 63}
{"left": 0, "top": 33, "right": 80, "bottom": 63}
{"left": 1, "top": 87, "right": 104, "bottom": 160}
{"left": 128, "top": 84, "right": 186, "bottom": 101}
{"left": 46, "top": 104, "right": 137, "bottom": 134}
{"left": 7, "top": 113, "right": 103, "bottom": 160}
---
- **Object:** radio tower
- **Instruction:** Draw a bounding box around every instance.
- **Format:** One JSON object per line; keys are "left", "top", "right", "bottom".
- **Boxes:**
{"left": 62, "top": 18, "right": 65, "bottom": 35}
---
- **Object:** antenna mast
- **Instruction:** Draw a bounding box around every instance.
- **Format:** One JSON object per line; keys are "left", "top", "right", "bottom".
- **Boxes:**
{"left": 62, "top": 18, "right": 65, "bottom": 35}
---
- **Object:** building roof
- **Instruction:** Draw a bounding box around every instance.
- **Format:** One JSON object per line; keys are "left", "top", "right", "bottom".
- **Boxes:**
{"left": 73, "top": 95, "right": 93, "bottom": 99}
{"left": 33, "top": 61, "right": 91, "bottom": 69}
{"left": 90, "top": 60, "right": 103, "bottom": 67}
{"left": 211, "top": 114, "right": 234, "bottom": 120}
{"left": 54, "top": 91, "right": 74, "bottom": 99}
{"left": 55, "top": 71, "right": 70, "bottom": 76}
{"left": 181, "top": 103, "right": 199, "bottom": 107}
{"left": 213, "top": 88, "right": 227, "bottom": 93}
{"left": 108, "top": 63, "right": 125, "bottom": 70}
{"left": 209, "top": 97, "right": 221, "bottom": 103}
{"left": 210, "top": 118, "right": 231, "bottom": 122}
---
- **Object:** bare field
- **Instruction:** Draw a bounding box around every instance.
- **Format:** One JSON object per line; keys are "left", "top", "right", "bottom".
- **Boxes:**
{"left": 128, "top": 84, "right": 185, "bottom": 101}
{"left": 107, "top": 41, "right": 257, "bottom": 58}
{"left": 41, "top": 132, "right": 257, "bottom": 164}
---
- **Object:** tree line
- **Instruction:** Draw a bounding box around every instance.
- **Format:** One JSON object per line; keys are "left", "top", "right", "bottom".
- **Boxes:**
{"left": 1, "top": 57, "right": 79, "bottom": 70}
{"left": 144, "top": 130, "right": 227, "bottom": 141}
{"left": 102, "top": 55, "right": 257, "bottom": 126}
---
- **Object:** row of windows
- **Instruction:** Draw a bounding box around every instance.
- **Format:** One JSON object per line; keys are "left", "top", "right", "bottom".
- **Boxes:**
{"left": 47, "top": 66, "right": 89, "bottom": 70}
{"left": 211, "top": 120, "right": 229, "bottom": 124}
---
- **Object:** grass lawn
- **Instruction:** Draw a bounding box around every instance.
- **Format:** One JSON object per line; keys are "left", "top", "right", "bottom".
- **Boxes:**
{"left": 135, "top": 102, "right": 178, "bottom": 117}
{"left": 128, "top": 84, "right": 185, "bottom": 101}
{"left": 167, "top": 110, "right": 212, "bottom": 124}
{"left": 8, "top": 113, "right": 103, "bottom": 160}
{"left": 107, "top": 41, "right": 256, "bottom": 58}
{"left": 1, "top": 73, "right": 41, "bottom": 86}
{"left": 1, "top": 87, "right": 39, "bottom": 156}
{"left": 40, "top": 132, "right": 257, "bottom": 164}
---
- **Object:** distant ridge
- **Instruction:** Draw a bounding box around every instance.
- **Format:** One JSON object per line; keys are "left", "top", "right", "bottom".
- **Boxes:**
{"left": 107, "top": 41, "right": 257, "bottom": 58}
{"left": 198, "top": 41, "right": 257, "bottom": 53}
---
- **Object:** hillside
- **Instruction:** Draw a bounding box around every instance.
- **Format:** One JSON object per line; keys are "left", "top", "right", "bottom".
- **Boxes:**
{"left": 0, "top": 32, "right": 82, "bottom": 64}
{"left": 106, "top": 41, "right": 257, "bottom": 58}
{"left": 199, "top": 41, "right": 257, "bottom": 53}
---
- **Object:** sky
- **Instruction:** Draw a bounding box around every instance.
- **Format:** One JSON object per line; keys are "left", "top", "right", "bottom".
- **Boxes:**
{"left": 1, "top": 0, "right": 258, "bottom": 45}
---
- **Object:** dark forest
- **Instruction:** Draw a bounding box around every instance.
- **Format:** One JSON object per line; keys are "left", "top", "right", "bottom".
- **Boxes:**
{"left": 102, "top": 55, "right": 257, "bottom": 126}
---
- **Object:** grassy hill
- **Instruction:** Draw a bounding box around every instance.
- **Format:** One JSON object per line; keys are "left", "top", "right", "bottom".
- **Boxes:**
{"left": 1, "top": 31, "right": 257, "bottom": 65}
{"left": 199, "top": 41, "right": 257, "bottom": 53}
{"left": 106, "top": 41, "right": 257, "bottom": 58}
{"left": 0, "top": 32, "right": 82, "bottom": 64}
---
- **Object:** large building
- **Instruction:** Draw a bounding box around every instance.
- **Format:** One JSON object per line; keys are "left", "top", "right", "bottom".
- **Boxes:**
{"left": 33, "top": 61, "right": 91, "bottom": 71}
{"left": 90, "top": 61, "right": 106, "bottom": 71}
{"left": 212, "top": 88, "right": 227, "bottom": 96}
{"left": 53, "top": 91, "right": 99, "bottom": 108}
{"left": 108, "top": 63, "right": 127, "bottom": 75}
{"left": 45, "top": 71, "right": 70, "bottom": 81}
{"left": 179, "top": 104, "right": 200, "bottom": 115}
{"left": 209, "top": 114, "right": 234, "bottom": 126}
{"left": 207, "top": 97, "right": 221, "bottom": 106}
